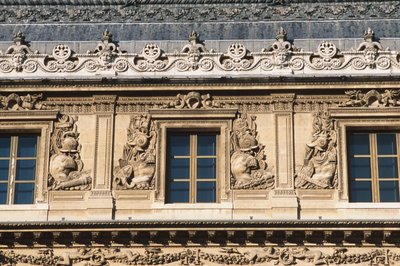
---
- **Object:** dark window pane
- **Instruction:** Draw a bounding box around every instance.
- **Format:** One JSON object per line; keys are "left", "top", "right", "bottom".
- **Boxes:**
{"left": 168, "top": 135, "right": 189, "bottom": 156}
{"left": 0, "top": 160, "right": 9, "bottom": 181}
{"left": 379, "top": 181, "right": 400, "bottom": 202}
{"left": 14, "top": 183, "right": 34, "bottom": 204}
{"left": 17, "top": 135, "right": 38, "bottom": 157}
{"left": 167, "top": 182, "right": 189, "bottom": 203}
{"left": 378, "top": 158, "right": 398, "bottom": 179}
{"left": 377, "top": 133, "right": 397, "bottom": 155}
{"left": 15, "top": 160, "right": 36, "bottom": 181}
{"left": 348, "top": 133, "right": 370, "bottom": 155}
{"left": 0, "top": 135, "right": 11, "bottom": 157}
{"left": 349, "top": 158, "right": 371, "bottom": 179}
{"left": 350, "top": 181, "right": 372, "bottom": 202}
{"left": 168, "top": 158, "right": 190, "bottom": 180}
{"left": 0, "top": 183, "right": 8, "bottom": 204}
{"left": 197, "top": 158, "right": 216, "bottom": 179}
{"left": 197, "top": 181, "right": 216, "bottom": 203}
{"left": 197, "top": 135, "right": 216, "bottom": 156}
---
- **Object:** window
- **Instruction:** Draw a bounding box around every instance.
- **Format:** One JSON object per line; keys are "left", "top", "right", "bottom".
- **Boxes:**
{"left": 0, "top": 134, "right": 38, "bottom": 204}
{"left": 348, "top": 132, "right": 400, "bottom": 202}
{"left": 166, "top": 133, "right": 218, "bottom": 203}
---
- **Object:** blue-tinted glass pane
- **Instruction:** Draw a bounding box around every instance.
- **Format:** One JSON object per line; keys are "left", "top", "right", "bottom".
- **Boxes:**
{"left": 168, "top": 135, "right": 189, "bottom": 156}
{"left": 14, "top": 183, "right": 34, "bottom": 204}
{"left": 379, "top": 181, "right": 400, "bottom": 202}
{"left": 168, "top": 158, "right": 190, "bottom": 180}
{"left": 348, "top": 133, "right": 370, "bottom": 155}
{"left": 167, "top": 182, "right": 189, "bottom": 203}
{"left": 349, "top": 158, "right": 371, "bottom": 179}
{"left": 377, "top": 133, "right": 397, "bottom": 155}
{"left": 350, "top": 181, "right": 372, "bottom": 202}
{"left": 197, "top": 181, "right": 216, "bottom": 203}
{"left": 15, "top": 160, "right": 36, "bottom": 181}
{"left": 0, "top": 160, "right": 9, "bottom": 181}
{"left": 197, "top": 135, "right": 216, "bottom": 156}
{"left": 197, "top": 158, "right": 216, "bottom": 179}
{"left": 17, "top": 135, "right": 37, "bottom": 157}
{"left": 378, "top": 158, "right": 398, "bottom": 179}
{"left": 0, "top": 183, "right": 8, "bottom": 204}
{"left": 0, "top": 135, "right": 11, "bottom": 157}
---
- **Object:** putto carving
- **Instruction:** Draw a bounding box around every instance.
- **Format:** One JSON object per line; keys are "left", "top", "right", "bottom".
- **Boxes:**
{"left": 352, "top": 28, "right": 390, "bottom": 70}
{"left": 0, "top": 32, "right": 38, "bottom": 73}
{"left": 295, "top": 111, "right": 337, "bottom": 189}
{"left": 0, "top": 93, "right": 44, "bottom": 110}
{"left": 339, "top": 89, "right": 400, "bottom": 107}
{"left": 114, "top": 113, "right": 156, "bottom": 189}
{"left": 49, "top": 114, "right": 92, "bottom": 190}
{"left": 230, "top": 113, "right": 274, "bottom": 189}
{"left": 163, "top": 91, "right": 219, "bottom": 109}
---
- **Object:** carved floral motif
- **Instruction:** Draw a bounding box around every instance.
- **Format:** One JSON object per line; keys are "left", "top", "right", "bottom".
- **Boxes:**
{"left": 1, "top": 247, "right": 399, "bottom": 265}
{"left": 295, "top": 111, "right": 337, "bottom": 189}
{"left": 339, "top": 89, "right": 400, "bottom": 107}
{"left": 114, "top": 114, "right": 156, "bottom": 189}
{"left": 162, "top": 91, "right": 219, "bottom": 109}
{"left": 48, "top": 114, "right": 92, "bottom": 190}
{"left": 0, "top": 93, "right": 44, "bottom": 110}
{"left": 230, "top": 113, "right": 274, "bottom": 189}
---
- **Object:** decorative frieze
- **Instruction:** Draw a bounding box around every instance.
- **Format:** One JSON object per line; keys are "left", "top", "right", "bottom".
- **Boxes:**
{"left": 1, "top": 29, "right": 400, "bottom": 79}
{"left": 339, "top": 89, "right": 400, "bottom": 107}
{"left": 230, "top": 113, "right": 274, "bottom": 189}
{"left": 48, "top": 114, "right": 92, "bottom": 190}
{"left": 295, "top": 111, "right": 337, "bottom": 189}
{"left": 0, "top": 92, "right": 44, "bottom": 110}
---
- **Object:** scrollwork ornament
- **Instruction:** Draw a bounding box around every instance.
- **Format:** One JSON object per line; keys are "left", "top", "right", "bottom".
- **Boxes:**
{"left": 228, "top": 43, "right": 246, "bottom": 59}
{"left": 261, "top": 58, "right": 274, "bottom": 71}
{"left": 23, "top": 60, "right": 38, "bottom": 73}
{"left": 176, "top": 59, "right": 190, "bottom": 72}
{"left": 351, "top": 57, "right": 367, "bottom": 70}
{"left": 376, "top": 56, "right": 391, "bottom": 69}
{"left": 113, "top": 58, "right": 129, "bottom": 72}
{"left": 0, "top": 60, "right": 13, "bottom": 73}
{"left": 199, "top": 58, "right": 213, "bottom": 71}
{"left": 289, "top": 58, "right": 304, "bottom": 71}
{"left": 84, "top": 60, "right": 99, "bottom": 72}
{"left": 318, "top": 41, "right": 337, "bottom": 58}
{"left": 52, "top": 44, "right": 72, "bottom": 60}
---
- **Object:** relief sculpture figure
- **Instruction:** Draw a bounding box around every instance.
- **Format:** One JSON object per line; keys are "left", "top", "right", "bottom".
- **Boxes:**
{"left": 114, "top": 114, "right": 156, "bottom": 189}
{"left": 295, "top": 111, "right": 337, "bottom": 189}
{"left": 49, "top": 115, "right": 92, "bottom": 190}
{"left": 230, "top": 114, "right": 274, "bottom": 189}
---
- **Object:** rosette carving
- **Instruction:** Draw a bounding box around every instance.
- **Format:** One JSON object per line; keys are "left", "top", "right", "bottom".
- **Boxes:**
{"left": 220, "top": 43, "right": 253, "bottom": 71}
{"left": 230, "top": 113, "right": 274, "bottom": 189}
{"left": 133, "top": 43, "right": 167, "bottom": 71}
{"left": 44, "top": 44, "right": 78, "bottom": 72}
{"left": 310, "top": 41, "right": 343, "bottom": 70}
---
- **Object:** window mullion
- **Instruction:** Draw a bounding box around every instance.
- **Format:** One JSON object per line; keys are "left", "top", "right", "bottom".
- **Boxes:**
{"left": 190, "top": 134, "right": 197, "bottom": 203}
{"left": 9, "top": 136, "right": 17, "bottom": 205}
{"left": 370, "top": 133, "right": 379, "bottom": 202}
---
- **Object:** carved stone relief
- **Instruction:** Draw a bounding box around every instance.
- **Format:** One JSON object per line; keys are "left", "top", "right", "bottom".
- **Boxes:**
{"left": 48, "top": 114, "right": 92, "bottom": 190}
{"left": 162, "top": 91, "right": 220, "bottom": 109}
{"left": 230, "top": 113, "right": 274, "bottom": 189}
{"left": 114, "top": 114, "right": 156, "bottom": 189}
{"left": 339, "top": 89, "right": 400, "bottom": 107}
{"left": 295, "top": 111, "right": 337, "bottom": 189}
{"left": 1, "top": 247, "right": 399, "bottom": 265}
{"left": 0, "top": 92, "right": 44, "bottom": 110}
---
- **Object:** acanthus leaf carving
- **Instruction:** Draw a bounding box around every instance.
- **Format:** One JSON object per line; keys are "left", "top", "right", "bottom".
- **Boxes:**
{"left": 295, "top": 111, "right": 337, "bottom": 189}
{"left": 339, "top": 89, "right": 400, "bottom": 107}
{"left": 230, "top": 113, "right": 274, "bottom": 190}
{"left": 0, "top": 92, "right": 45, "bottom": 110}
{"left": 114, "top": 113, "right": 156, "bottom": 190}
{"left": 48, "top": 114, "right": 92, "bottom": 190}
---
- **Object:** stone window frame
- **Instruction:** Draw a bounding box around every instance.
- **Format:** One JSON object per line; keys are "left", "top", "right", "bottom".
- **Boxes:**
{"left": 0, "top": 110, "right": 57, "bottom": 207}
{"left": 149, "top": 108, "right": 237, "bottom": 204}
{"left": 331, "top": 107, "right": 400, "bottom": 205}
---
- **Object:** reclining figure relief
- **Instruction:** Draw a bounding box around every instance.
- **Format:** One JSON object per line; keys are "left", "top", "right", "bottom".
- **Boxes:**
{"left": 48, "top": 115, "right": 92, "bottom": 190}
{"left": 114, "top": 114, "right": 156, "bottom": 189}
{"left": 230, "top": 113, "right": 274, "bottom": 189}
{"left": 295, "top": 111, "right": 337, "bottom": 189}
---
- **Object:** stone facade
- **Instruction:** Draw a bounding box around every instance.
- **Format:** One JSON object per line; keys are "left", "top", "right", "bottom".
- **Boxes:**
{"left": 1, "top": 1, "right": 400, "bottom": 265}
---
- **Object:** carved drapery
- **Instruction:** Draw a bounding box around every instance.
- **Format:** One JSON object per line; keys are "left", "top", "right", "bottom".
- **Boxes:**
{"left": 295, "top": 111, "right": 337, "bottom": 189}
{"left": 1, "top": 29, "right": 399, "bottom": 77}
{"left": 230, "top": 113, "right": 275, "bottom": 190}
{"left": 114, "top": 114, "right": 156, "bottom": 190}
{"left": 48, "top": 114, "right": 92, "bottom": 190}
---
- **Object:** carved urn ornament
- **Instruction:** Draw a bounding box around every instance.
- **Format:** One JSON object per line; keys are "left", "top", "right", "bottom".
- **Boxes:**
{"left": 49, "top": 115, "right": 92, "bottom": 190}
{"left": 230, "top": 114, "right": 274, "bottom": 189}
